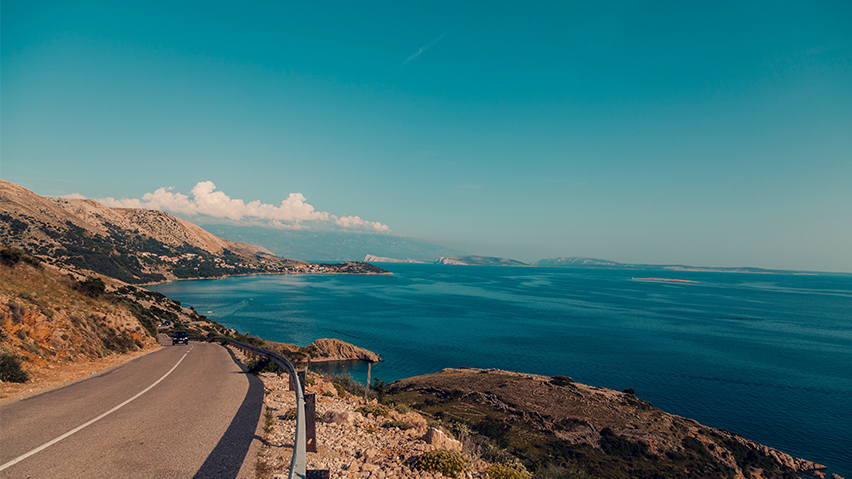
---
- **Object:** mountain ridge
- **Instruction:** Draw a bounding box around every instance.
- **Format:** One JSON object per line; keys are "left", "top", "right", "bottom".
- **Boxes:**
{"left": 0, "top": 180, "right": 387, "bottom": 284}
{"left": 200, "top": 224, "right": 466, "bottom": 262}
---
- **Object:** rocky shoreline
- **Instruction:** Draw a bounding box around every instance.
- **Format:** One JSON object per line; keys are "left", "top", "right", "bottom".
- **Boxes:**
{"left": 251, "top": 365, "right": 844, "bottom": 479}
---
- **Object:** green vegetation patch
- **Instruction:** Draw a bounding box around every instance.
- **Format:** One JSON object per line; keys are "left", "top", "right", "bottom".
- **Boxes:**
{"left": 487, "top": 463, "right": 532, "bottom": 479}
{"left": 414, "top": 449, "right": 466, "bottom": 478}
{"left": 549, "top": 375, "right": 574, "bottom": 387}
{"left": 357, "top": 404, "right": 390, "bottom": 417}
{"left": 0, "top": 247, "right": 41, "bottom": 267}
{"left": 0, "top": 353, "right": 30, "bottom": 383}
{"left": 246, "top": 357, "right": 279, "bottom": 374}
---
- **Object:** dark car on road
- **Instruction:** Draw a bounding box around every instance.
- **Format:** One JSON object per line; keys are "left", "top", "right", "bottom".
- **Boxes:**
{"left": 172, "top": 331, "right": 188, "bottom": 345}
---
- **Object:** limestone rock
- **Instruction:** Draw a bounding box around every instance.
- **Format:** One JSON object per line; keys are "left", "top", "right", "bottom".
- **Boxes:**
{"left": 317, "top": 381, "right": 337, "bottom": 396}
{"left": 421, "top": 428, "right": 462, "bottom": 452}
{"left": 308, "top": 338, "right": 383, "bottom": 362}
{"left": 403, "top": 411, "right": 428, "bottom": 430}
{"left": 322, "top": 409, "right": 361, "bottom": 426}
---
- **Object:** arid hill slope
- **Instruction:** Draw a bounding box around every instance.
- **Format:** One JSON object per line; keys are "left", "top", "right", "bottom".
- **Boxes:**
{"left": 0, "top": 180, "right": 386, "bottom": 283}
{"left": 389, "top": 368, "right": 827, "bottom": 479}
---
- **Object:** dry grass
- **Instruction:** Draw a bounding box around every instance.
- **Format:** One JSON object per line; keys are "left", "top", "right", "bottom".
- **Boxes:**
{"left": 1, "top": 260, "right": 160, "bottom": 393}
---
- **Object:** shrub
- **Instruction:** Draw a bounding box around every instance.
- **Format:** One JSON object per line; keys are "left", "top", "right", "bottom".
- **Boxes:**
{"left": 373, "top": 377, "right": 387, "bottom": 403}
{"left": 100, "top": 330, "right": 137, "bottom": 354}
{"left": 396, "top": 403, "right": 411, "bottom": 414}
{"left": 282, "top": 407, "right": 298, "bottom": 420}
{"left": 414, "top": 449, "right": 466, "bottom": 478}
{"left": 76, "top": 277, "right": 106, "bottom": 297}
{"left": 532, "top": 464, "right": 593, "bottom": 479}
{"left": 0, "top": 247, "right": 40, "bottom": 267}
{"left": 550, "top": 375, "right": 574, "bottom": 387}
{"left": 0, "top": 247, "right": 24, "bottom": 265}
{"left": 281, "top": 407, "right": 322, "bottom": 421}
{"left": 246, "top": 357, "right": 278, "bottom": 374}
{"left": 357, "top": 404, "right": 390, "bottom": 417}
{"left": 383, "top": 420, "right": 411, "bottom": 430}
{"left": 682, "top": 436, "right": 712, "bottom": 460}
{"left": 487, "top": 464, "right": 531, "bottom": 479}
{"left": 8, "top": 302, "right": 24, "bottom": 324}
{"left": 322, "top": 391, "right": 334, "bottom": 397}
{"left": 0, "top": 353, "right": 30, "bottom": 383}
{"left": 332, "top": 383, "right": 346, "bottom": 398}
{"left": 598, "top": 428, "right": 649, "bottom": 457}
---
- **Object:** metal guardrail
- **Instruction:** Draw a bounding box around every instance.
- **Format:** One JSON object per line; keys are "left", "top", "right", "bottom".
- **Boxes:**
{"left": 191, "top": 337, "right": 307, "bottom": 479}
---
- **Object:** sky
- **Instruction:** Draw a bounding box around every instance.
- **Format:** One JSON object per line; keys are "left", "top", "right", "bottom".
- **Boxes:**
{"left": 2, "top": 1, "right": 851, "bottom": 272}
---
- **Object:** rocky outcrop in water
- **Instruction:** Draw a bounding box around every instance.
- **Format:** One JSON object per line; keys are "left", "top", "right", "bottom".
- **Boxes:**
{"left": 278, "top": 338, "right": 381, "bottom": 363}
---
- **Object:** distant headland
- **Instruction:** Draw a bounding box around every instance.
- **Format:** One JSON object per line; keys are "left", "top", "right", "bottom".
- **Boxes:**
{"left": 365, "top": 253, "right": 835, "bottom": 275}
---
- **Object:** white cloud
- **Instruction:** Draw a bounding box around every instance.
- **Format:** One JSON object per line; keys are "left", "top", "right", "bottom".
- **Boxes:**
{"left": 97, "top": 181, "right": 390, "bottom": 232}
{"left": 60, "top": 193, "right": 87, "bottom": 199}
{"left": 334, "top": 215, "right": 390, "bottom": 232}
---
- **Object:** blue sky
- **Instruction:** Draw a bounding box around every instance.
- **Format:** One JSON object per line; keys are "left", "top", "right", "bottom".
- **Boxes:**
{"left": 2, "top": 1, "right": 850, "bottom": 272}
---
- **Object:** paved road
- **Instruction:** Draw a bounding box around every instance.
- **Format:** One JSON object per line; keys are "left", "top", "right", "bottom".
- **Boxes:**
{"left": 0, "top": 340, "right": 265, "bottom": 478}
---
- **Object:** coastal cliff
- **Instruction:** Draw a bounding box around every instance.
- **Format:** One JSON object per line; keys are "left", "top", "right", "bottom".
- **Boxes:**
{"left": 386, "top": 368, "right": 830, "bottom": 479}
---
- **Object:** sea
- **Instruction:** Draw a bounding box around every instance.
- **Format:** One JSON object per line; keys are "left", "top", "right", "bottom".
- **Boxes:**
{"left": 148, "top": 264, "right": 852, "bottom": 476}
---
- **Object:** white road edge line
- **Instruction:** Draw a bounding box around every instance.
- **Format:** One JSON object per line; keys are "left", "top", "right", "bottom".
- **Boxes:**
{"left": 0, "top": 349, "right": 192, "bottom": 471}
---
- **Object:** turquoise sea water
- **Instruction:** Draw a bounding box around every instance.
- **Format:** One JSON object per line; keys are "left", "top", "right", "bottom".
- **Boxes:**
{"left": 149, "top": 264, "right": 852, "bottom": 476}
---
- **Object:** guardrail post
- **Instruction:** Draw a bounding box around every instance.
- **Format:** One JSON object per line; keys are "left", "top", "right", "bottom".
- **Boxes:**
{"left": 364, "top": 361, "right": 372, "bottom": 404}
{"left": 305, "top": 393, "right": 318, "bottom": 453}
{"left": 297, "top": 370, "right": 307, "bottom": 396}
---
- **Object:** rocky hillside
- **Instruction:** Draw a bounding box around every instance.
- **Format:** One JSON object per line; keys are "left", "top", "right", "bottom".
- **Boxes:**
{"left": 0, "top": 250, "right": 173, "bottom": 392}
{"left": 0, "top": 181, "right": 387, "bottom": 283}
{"left": 1, "top": 254, "right": 158, "bottom": 366}
{"left": 387, "top": 368, "right": 829, "bottom": 479}
{"left": 0, "top": 246, "right": 238, "bottom": 355}
{"left": 0, "top": 246, "right": 385, "bottom": 395}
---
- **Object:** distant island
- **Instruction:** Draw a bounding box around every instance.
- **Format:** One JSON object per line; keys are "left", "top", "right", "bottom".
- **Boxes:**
{"left": 366, "top": 252, "right": 826, "bottom": 275}
{"left": 533, "top": 256, "right": 799, "bottom": 274}
{"left": 633, "top": 277, "right": 700, "bottom": 283}
{"left": 435, "top": 255, "right": 529, "bottom": 266}
{"left": 363, "top": 254, "right": 429, "bottom": 264}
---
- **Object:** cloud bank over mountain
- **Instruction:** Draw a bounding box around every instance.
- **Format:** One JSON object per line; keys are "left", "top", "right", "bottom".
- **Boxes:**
{"left": 92, "top": 181, "right": 390, "bottom": 232}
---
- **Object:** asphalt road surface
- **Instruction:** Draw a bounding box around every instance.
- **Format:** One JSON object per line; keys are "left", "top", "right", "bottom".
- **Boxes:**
{"left": 0, "top": 339, "right": 265, "bottom": 478}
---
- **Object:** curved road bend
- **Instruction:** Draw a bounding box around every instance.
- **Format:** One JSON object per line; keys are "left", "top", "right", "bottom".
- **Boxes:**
{"left": 0, "top": 339, "right": 265, "bottom": 479}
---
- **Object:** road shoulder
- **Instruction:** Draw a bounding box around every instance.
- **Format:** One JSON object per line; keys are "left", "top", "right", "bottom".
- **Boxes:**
{"left": 0, "top": 343, "right": 163, "bottom": 406}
